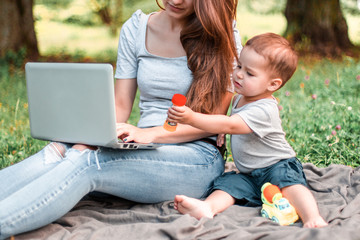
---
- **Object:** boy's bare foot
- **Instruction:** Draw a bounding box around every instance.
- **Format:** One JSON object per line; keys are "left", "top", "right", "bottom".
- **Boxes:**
{"left": 303, "top": 216, "right": 328, "bottom": 228}
{"left": 174, "top": 195, "right": 214, "bottom": 220}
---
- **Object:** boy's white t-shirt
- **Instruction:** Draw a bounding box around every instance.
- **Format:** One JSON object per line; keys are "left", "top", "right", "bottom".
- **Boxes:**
{"left": 230, "top": 95, "right": 296, "bottom": 174}
{"left": 115, "top": 10, "right": 242, "bottom": 128}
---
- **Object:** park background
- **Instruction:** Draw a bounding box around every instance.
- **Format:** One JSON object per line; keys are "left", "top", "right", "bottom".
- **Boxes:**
{"left": 0, "top": 0, "right": 359, "bottom": 169}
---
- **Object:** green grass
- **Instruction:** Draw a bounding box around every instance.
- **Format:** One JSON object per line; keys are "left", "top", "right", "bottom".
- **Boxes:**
{"left": 0, "top": 67, "right": 47, "bottom": 168}
{"left": 1, "top": 59, "right": 359, "bottom": 169}
{"left": 277, "top": 58, "right": 360, "bottom": 167}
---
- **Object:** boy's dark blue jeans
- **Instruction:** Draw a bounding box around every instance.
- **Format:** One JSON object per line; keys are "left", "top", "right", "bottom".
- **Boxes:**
{"left": 211, "top": 157, "right": 307, "bottom": 206}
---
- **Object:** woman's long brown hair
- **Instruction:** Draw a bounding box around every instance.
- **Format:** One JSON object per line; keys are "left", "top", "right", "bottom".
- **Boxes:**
{"left": 184, "top": 0, "right": 238, "bottom": 113}
{"left": 156, "top": 0, "right": 238, "bottom": 114}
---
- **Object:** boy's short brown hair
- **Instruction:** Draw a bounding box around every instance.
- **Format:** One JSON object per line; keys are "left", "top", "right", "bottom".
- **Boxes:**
{"left": 245, "top": 33, "right": 298, "bottom": 88}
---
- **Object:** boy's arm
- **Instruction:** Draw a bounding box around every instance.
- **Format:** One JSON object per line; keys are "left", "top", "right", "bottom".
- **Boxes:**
{"left": 167, "top": 106, "right": 252, "bottom": 135}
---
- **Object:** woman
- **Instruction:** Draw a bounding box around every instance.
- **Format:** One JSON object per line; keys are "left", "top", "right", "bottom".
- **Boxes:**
{"left": 0, "top": 0, "right": 241, "bottom": 238}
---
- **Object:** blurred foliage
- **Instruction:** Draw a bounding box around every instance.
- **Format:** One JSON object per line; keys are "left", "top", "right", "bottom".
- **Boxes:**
{"left": 244, "top": 0, "right": 286, "bottom": 14}
{"left": 244, "top": 0, "right": 360, "bottom": 15}
{"left": 0, "top": 48, "right": 27, "bottom": 70}
{"left": 35, "top": 0, "right": 158, "bottom": 25}
{"left": 35, "top": 0, "right": 73, "bottom": 9}
{"left": 62, "top": 15, "right": 96, "bottom": 26}
{"left": 34, "top": 0, "right": 158, "bottom": 35}
{"left": 35, "top": 0, "right": 100, "bottom": 27}
{"left": 342, "top": 0, "right": 360, "bottom": 15}
{"left": 89, "top": 0, "right": 123, "bottom": 35}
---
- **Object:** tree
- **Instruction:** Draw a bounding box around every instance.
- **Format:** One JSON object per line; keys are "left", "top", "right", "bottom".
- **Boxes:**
{"left": 89, "top": 0, "right": 124, "bottom": 36}
{"left": 284, "top": 0, "right": 356, "bottom": 57}
{"left": 245, "top": 0, "right": 359, "bottom": 57}
{"left": 0, "top": 0, "right": 39, "bottom": 60}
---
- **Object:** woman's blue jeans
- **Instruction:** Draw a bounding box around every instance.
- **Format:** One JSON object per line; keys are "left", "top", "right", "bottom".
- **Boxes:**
{"left": 0, "top": 141, "right": 224, "bottom": 239}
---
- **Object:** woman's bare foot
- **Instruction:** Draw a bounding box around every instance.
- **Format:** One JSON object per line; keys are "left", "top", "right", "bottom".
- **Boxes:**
{"left": 174, "top": 195, "right": 214, "bottom": 220}
{"left": 303, "top": 216, "right": 328, "bottom": 228}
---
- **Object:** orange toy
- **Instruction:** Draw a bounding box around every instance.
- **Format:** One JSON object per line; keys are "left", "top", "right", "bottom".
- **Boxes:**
{"left": 164, "top": 94, "right": 187, "bottom": 132}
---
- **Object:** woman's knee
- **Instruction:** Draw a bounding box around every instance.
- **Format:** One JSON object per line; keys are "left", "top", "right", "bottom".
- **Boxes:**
{"left": 43, "top": 142, "right": 67, "bottom": 164}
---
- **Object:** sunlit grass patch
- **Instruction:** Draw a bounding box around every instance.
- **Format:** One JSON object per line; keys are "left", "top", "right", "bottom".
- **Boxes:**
{"left": 275, "top": 58, "right": 360, "bottom": 167}
{"left": 0, "top": 69, "right": 47, "bottom": 168}
{"left": 0, "top": 58, "right": 359, "bottom": 169}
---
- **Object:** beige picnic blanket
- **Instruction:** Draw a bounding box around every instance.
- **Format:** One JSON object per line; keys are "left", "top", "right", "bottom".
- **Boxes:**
{"left": 14, "top": 163, "right": 360, "bottom": 240}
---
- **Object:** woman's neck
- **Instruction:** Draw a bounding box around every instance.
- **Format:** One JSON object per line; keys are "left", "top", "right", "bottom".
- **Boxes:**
{"left": 146, "top": 11, "right": 187, "bottom": 58}
{"left": 156, "top": 10, "right": 186, "bottom": 31}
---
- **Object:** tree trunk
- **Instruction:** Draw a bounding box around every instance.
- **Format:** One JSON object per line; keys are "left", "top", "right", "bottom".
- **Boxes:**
{"left": 0, "top": 0, "right": 39, "bottom": 59}
{"left": 284, "top": 0, "right": 355, "bottom": 57}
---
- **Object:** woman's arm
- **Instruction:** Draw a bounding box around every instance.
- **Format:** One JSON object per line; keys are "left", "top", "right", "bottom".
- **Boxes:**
{"left": 114, "top": 78, "right": 138, "bottom": 123}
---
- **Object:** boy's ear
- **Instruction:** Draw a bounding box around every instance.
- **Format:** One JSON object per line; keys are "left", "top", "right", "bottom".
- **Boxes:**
{"left": 268, "top": 78, "right": 282, "bottom": 91}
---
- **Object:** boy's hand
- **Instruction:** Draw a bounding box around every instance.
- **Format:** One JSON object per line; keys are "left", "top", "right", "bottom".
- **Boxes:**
{"left": 167, "top": 105, "right": 194, "bottom": 125}
{"left": 216, "top": 134, "right": 225, "bottom": 147}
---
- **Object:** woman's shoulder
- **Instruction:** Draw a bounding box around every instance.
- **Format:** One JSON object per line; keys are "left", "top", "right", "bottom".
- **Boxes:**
{"left": 122, "top": 9, "right": 146, "bottom": 31}
{"left": 119, "top": 9, "right": 151, "bottom": 47}
{"left": 122, "top": 9, "right": 155, "bottom": 35}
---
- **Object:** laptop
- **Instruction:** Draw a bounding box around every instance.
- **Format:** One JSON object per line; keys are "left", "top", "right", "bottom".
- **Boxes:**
{"left": 25, "top": 62, "right": 160, "bottom": 150}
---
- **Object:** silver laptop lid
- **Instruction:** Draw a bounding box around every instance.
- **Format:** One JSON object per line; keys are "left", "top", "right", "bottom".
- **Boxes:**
{"left": 25, "top": 62, "right": 118, "bottom": 146}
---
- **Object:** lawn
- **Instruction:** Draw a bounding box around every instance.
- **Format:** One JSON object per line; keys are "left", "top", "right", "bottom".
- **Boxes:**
{"left": 271, "top": 58, "right": 360, "bottom": 167}
{"left": 0, "top": 1, "right": 359, "bottom": 169}
{"left": 1, "top": 57, "right": 359, "bottom": 169}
